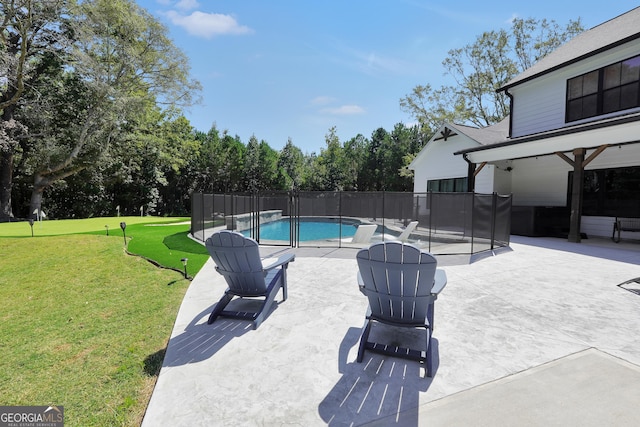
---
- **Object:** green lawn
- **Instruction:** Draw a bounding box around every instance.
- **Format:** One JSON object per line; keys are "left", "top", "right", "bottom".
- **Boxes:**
{"left": 0, "top": 216, "right": 183, "bottom": 237}
{"left": 1, "top": 216, "right": 211, "bottom": 278}
{"left": 0, "top": 217, "right": 211, "bottom": 426}
{"left": 117, "top": 223, "right": 209, "bottom": 279}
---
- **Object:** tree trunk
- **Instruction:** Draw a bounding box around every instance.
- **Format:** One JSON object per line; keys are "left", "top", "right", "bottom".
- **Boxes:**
{"left": 0, "top": 150, "right": 14, "bottom": 221}
{"left": 29, "top": 174, "right": 49, "bottom": 221}
{"left": 1, "top": 103, "right": 19, "bottom": 222}
{"left": 29, "top": 165, "right": 86, "bottom": 220}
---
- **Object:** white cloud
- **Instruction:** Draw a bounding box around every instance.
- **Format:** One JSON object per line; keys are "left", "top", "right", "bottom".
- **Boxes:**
{"left": 175, "top": 0, "right": 200, "bottom": 11}
{"left": 320, "top": 105, "right": 365, "bottom": 115}
{"left": 155, "top": 0, "right": 199, "bottom": 9}
{"left": 356, "top": 50, "right": 408, "bottom": 75}
{"left": 310, "top": 96, "right": 336, "bottom": 106}
{"left": 164, "top": 10, "right": 253, "bottom": 38}
{"left": 334, "top": 42, "right": 410, "bottom": 76}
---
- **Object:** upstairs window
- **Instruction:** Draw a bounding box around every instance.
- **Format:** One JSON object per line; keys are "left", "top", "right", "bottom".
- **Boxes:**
{"left": 566, "top": 54, "right": 640, "bottom": 122}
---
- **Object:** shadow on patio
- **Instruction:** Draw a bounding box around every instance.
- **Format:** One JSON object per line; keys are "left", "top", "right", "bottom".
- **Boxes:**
{"left": 318, "top": 327, "right": 436, "bottom": 426}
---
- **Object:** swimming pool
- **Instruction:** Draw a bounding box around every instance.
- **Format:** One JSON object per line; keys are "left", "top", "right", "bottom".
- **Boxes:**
{"left": 241, "top": 218, "right": 359, "bottom": 242}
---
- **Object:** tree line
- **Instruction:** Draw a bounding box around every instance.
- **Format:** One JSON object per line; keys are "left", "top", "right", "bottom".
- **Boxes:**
{"left": 25, "top": 121, "right": 426, "bottom": 218}
{"left": 0, "top": 0, "right": 583, "bottom": 220}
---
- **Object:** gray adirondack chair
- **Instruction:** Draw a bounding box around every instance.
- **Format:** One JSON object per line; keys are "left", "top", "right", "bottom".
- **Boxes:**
{"left": 356, "top": 241, "right": 447, "bottom": 377}
{"left": 205, "top": 230, "right": 295, "bottom": 329}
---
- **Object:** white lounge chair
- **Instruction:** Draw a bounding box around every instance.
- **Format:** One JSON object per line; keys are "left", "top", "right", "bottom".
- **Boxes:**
{"left": 387, "top": 220, "right": 418, "bottom": 242}
{"left": 348, "top": 224, "right": 377, "bottom": 243}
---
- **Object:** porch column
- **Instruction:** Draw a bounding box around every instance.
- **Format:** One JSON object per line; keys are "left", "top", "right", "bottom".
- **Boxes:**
{"left": 568, "top": 148, "right": 585, "bottom": 243}
{"left": 466, "top": 160, "right": 476, "bottom": 191}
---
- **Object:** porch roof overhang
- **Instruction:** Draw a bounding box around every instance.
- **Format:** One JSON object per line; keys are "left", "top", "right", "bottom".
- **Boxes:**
{"left": 455, "top": 112, "right": 640, "bottom": 164}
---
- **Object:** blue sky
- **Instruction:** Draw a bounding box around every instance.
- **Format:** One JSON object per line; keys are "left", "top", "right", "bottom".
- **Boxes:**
{"left": 135, "top": 0, "right": 638, "bottom": 154}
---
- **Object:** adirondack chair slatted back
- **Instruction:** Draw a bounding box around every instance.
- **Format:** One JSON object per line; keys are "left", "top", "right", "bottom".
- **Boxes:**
{"left": 357, "top": 241, "right": 437, "bottom": 325}
{"left": 206, "top": 231, "right": 268, "bottom": 296}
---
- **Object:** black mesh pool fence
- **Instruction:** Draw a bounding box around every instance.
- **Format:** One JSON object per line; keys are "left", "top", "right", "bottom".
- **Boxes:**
{"left": 191, "top": 191, "right": 512, "bottom": 255}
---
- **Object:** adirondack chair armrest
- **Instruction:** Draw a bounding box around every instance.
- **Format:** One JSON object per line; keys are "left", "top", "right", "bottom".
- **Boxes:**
{"left": 262, "top": 252, "right": 295, "bottom": 271}
{"left": 431, "top": 269, "right": 447, "bottom": 295}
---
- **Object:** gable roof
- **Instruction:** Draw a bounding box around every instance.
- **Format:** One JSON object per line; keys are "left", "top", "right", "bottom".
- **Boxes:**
{"left": 451, "top": 118, "right": 509, "bottom": 145}
{"left": 500, "top": 7, "right": 640, "bottom": 92}
{"left": 409, "top": 119, "right": 509, "bottom": 169}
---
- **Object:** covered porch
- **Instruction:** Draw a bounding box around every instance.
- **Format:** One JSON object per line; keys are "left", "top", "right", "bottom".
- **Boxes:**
{"left": 458, "top": 113, "right": 640, "bottom": 243}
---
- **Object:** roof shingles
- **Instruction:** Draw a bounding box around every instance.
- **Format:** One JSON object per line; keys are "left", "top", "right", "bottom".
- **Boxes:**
{"left": 500, "top": 7, "right": 640, "bottom": 91}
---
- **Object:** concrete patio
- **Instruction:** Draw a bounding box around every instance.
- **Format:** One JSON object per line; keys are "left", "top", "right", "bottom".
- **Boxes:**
{"left": 142, "top": 235, "right": 640, "bottom": 426}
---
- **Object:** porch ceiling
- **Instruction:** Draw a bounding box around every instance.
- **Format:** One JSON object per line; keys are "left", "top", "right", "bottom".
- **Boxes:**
{"left": 458, "top": 114, "right": 640, "bottom": 164}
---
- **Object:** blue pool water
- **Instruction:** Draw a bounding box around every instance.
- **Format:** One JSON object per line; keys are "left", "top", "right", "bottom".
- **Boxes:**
{"left": 242, "top": 218, "right": 358, "bottom": 242}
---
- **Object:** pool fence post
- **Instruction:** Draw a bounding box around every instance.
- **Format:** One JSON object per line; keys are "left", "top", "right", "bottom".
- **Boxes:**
{"left": 470, "top": 192, "right": 475, "bottom": 254}
{"left": 428, "top": 191, "right": 432, "bottom": 252}
{"left": 491, "top": 192, "right": 497, "bottom": 251}
{"left": 339, "top": 191, "right": 342, "bottom": 248}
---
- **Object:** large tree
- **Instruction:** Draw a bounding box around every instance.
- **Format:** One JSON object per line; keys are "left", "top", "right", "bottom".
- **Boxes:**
{"left": 380, "top": 124, "right": 420, "bottom": 191}
{"left": 244, "top": 135, "right": 280, "bottom": 191}
{"left": 361, "top": 128, "right": 388, "bottom": 191}
{"left": 277, "top": 138, "right": 305, "bottom": 190}
{"left": 1, "top": 0, "right": 201, "bottom": 219}
{"left": 0, "top": 0, "right": 67, "bottom": 220}
{"left": 199, "top": 128, "right": 246, "bottom": 193}
{"left": 342, "top": 134, "right": 367, "bottom": 191}
{"left": 316, "top": 127, "right": 346, "bottom": 191}
{"left": 400, "top": 17, "right": 583, "bottom": 129}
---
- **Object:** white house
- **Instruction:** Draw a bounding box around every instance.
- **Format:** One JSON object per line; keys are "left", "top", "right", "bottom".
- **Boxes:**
{"left": 410, "top": 6, "right": 640, "bottom": 242}
{"left": 410, "top": 119, "right": 511, "bottom": 195}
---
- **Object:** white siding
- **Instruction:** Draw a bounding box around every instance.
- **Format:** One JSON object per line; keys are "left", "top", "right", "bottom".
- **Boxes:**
{"left": 510, "top": 41, "right": 640, "bottom": 137}
{"left": 492, "top": 163, "right": 513, "bottom": 195}
{"left": 411, "top": 135, "right": 478, "bottom": 193}
{"left": 510, "top": 157, "right": 572, "bottom": 206}
{"left": 474, "top": 165, "right": 495, "bottom": 194}
{"left": 411, "top": 130, "right": 518, "bottom": 196}
{"left": 510, "top": 76, "right": 566, "bottom": 137}
{"left": 584, "top": 143, "right": 640, "bottom": 170}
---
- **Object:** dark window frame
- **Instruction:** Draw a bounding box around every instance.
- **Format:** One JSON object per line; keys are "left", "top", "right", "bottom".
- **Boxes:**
{"left": 427, "top": 177, "right": 468, "bottom": 192}
{"left": 566, "top": 54, "right": 640, "bottom": 123}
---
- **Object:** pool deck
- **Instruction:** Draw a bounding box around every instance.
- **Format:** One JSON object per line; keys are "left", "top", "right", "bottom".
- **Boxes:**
{"left": 142, "top": 235, "right": 640, "bottom": 426}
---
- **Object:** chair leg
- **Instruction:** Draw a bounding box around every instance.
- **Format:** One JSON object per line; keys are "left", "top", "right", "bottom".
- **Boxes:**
{"left": 253, "top": 273, "right": 284, "bottom": 329}
{"left": 425, "top": 329, "right": 433, "bottom": 377}
{"left": 357, "top": 319, "right": 373, "bottom": 363}
{"left": 281, "top": 267, "right": 288, "bottom": 301}
{"left": 427, "top": 302, "right": 435, "bottom": 331}
{"left": 425, "top": 303, "right": 436, "bottom": 377}
{"left": 208, "top": 292, "right": 233, "bottom": 324}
